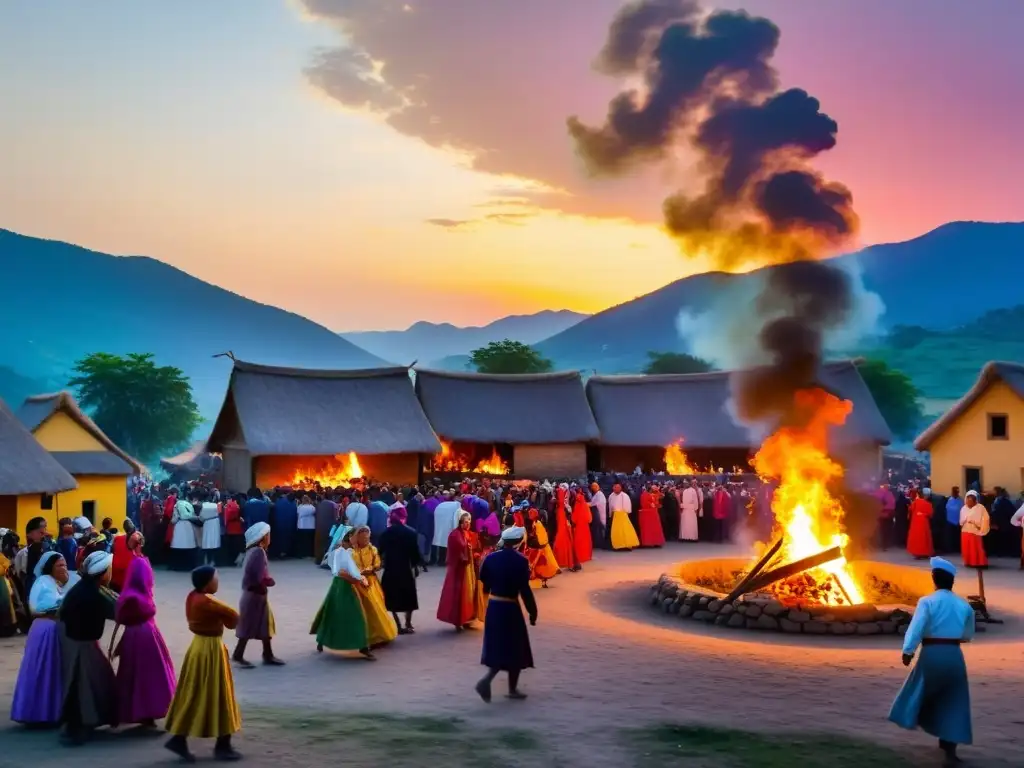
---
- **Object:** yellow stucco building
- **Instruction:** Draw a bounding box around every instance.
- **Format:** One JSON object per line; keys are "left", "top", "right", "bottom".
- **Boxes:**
{"left": 16, "top": 392, "right": 142, "bottom": 532}
{"left": 0, "top": 398, "right": 78, "bottom": 537}
{"left": 915, "top": 362, "right": 1024, "bottom": 495}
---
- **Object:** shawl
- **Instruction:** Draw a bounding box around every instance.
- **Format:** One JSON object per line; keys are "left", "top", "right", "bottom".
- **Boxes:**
{"left": 115, "top": 557, "right": 157, "bottom": 625}
{"left": 331, "top": 546, "right": 363, "bottom": 581}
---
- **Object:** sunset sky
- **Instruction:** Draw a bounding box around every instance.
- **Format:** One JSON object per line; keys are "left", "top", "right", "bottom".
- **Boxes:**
{"left": 2, "top": 1, "right": 1021, "bottom": 331}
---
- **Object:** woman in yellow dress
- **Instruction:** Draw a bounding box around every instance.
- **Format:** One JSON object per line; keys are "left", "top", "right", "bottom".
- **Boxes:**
{"left": 351, "top": 526, "right": 399, "bottom": 647}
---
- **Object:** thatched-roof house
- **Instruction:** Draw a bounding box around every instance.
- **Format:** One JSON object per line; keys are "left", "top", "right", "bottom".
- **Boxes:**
{"left": 586, "top": 360, "right": 892, "bottom": 479}
{"left": 160, "top": 440, "right": 222, "bottom": 483}
{"left": 207, "top": 360, "right": 440, "bottom": 491}
{"left": 0, "top": 397, "right": 78, "bottom": 534}
{"left": 414, "top": 369, "right": 599, "bottom": 477}
{"left": 914, "top": 361, "right": 1024, "bottom": 494}
{"left": 17, "top": 391, "right": 142, "bottom": 527}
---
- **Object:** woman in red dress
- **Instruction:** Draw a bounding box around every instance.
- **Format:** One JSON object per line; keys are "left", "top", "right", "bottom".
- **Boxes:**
{"left": 905, "top": 489, "right": 934, "bottom": 559}
{"left": 638, "top": 483, "right": 666, "bottom": 547}
{"left": 570, "top": 488, "right": 593, "bottom": 565}
{"left": 436, "top": 512, "right": 478, "bottom": 631}
{"left": 960, "top": 490, "right": 990, "bottom": 568}
{"left": 551, "top": 485, "right": 577, "bottom": 571}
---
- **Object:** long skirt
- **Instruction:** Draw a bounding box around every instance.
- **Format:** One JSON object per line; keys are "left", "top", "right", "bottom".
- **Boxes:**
{"left": 889, "top": 644, "right": 972, "bottom": 745}
{"left": 610, "top": 510, "right": 640, "bottom": 551}
{"left": 961, "top": 532, "right": 987, "bottom": 568}
{"left": 115, "top": 619, "right": 177, "bottom": 724}
{"left": 381, "top": 565, "right": 418, "bottom": 613}
{"left": 906, "top": 516, "right": 934, "bottom": 558}
{"left": 60, "top": 636, "right": 118, "bottom": 729}
{"left": 164, "top": 635, "right": 241, "bottom": 739}
{"left": 526, "top": 545, "right": 559, "bottom": 581}
{"left": 638, "top": 507, "right": 665, "bottom": 547}
{"left": 310, "top": 578, "right": 369, "bottom": 651}
{"left": 10, "top": 618, "right": 63, "bottom": 725}
{"left": 354, "top": 577, "right": 398, "bottom": 646}
{"left": 236, "top": 591, "right": 275, "bottom": 640}
{"left": 679, "top": 509, "right": 699, "bottom": 541}
{"left": 481, "top": 598, "right": 533, "bottom": 672}
{"left": 437, "top": 562, "right": 478, "bottom": 626}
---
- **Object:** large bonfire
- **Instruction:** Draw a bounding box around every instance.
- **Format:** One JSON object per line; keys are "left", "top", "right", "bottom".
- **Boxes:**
{"left": 286, "top": 451, "right": 363, "bottom": 489}
{"left": 427, "top": 441, "right": 510, "bottom": 475}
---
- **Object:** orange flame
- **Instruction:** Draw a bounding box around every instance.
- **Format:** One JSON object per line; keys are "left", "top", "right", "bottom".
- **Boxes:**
{"left": 428, "top": 441, "right": 510, "bottom": 475}
{"left": 664, "top": 440, "right": 697, "bottom": 475}
{"left": 752, "top": 388, "right": 864, "bottom": 606}
{"left": 286, "top": 451, "right": 363, "bottom": 489}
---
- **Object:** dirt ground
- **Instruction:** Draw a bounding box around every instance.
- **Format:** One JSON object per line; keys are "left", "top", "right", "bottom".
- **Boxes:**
{"left": 1, "top": 543, "right": 1021, "bottom": 767}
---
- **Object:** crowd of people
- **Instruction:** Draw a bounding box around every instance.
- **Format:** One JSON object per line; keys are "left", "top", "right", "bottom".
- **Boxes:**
{"left": 1, "top": 467, "right": 1016, "bottom": 764}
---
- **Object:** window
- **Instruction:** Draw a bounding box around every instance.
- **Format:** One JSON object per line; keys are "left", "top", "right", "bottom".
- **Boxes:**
{"left": 40, "top": 493, "right": 54, "bottom": 511}
{"left": 81, "top": 500, "right": 96, "bottom": 523}
{"left": 988, "top": 413, "right": 1009, "bottom": 440}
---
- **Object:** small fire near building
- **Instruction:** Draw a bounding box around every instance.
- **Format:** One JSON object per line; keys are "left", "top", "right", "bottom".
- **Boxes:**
{"left": 585, "top": 359, "right": 892, "bottom": 482}
{"left": 206, "top": 360, "right": 441, "bottom": 492}
{"left": 413, "top": 369, "right": 599, "bottom": 479}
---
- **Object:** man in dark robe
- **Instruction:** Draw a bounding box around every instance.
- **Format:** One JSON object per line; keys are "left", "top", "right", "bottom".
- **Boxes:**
{"left": 659, "top": 483, "right": 679, "bottom": 542}
{"left": 314, "top": 494, "right": 339, "bottom": 564}
{"left": 271, "top": 493, "right": 297, "bottom": 559}
{"left": 378, "top": 506, "right": 423, "bottom": 634}
{"left": 990, "top": 487, "right": 1018, "bottom": 557}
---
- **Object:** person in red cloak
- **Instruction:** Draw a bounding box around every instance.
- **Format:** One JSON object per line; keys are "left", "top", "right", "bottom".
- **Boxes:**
{"left": 551, "top": 485, "right": 578, "bottom": 571}
{"left": 570, "top": 488, "right": 593, "bottom": 565}
{"left": 436, "top": 511, "right": 478, "bottom": 631}
{"left": 906, "top": 489, "right": 934, "bottom": 559}
{"left": 637, "top": 484, "right": 666, "bottom": 547}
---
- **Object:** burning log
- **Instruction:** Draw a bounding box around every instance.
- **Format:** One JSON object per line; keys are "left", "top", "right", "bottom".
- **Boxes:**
{"left": 725, "top": 537, "right": 784, "bottom": 603}
{"left": 745, "top": 545, "right": 843, "bottom": 595}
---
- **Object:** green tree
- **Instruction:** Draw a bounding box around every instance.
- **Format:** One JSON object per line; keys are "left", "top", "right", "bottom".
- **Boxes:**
{"left": 67, "top": 352, "right": 201, "bottom": 461}
{"left": 856, "top": 358, "right": 925, "bottom": 441}
{"left": 642, "top": 351, "right": 715, "bottom": 375}
{"left": 469, "top": 340, "right": 554, "bottom": 374}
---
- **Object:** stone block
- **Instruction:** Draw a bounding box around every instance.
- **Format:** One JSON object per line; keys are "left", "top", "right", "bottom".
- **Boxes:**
{"left": 879, "top": 621, "right": 898, "bottom": 635}
{"left": 745, "top": 605, "right": 762, "bottom": 619}
{"left": 856, "top": 622, "right": 881, "bottom": 635}
{"left": 762, "top": 600, "right": 786, "bottom": 617}
{"left": 692, "top": 610, "right": 716, "bottom": 622}
{"left": 663, "top": 585, "right": 679, "bottom": 598}
{"left": 662, "top": 598, "right": 675, "bottom": 613}
{"left": 650, "top": 592, "right": 662, "bottom": 606}
{"left": 715, "top": 614, "right": 730, "bottom": 626}
{"left": 669, "top": 599, "right": 682, "bottom": 614}
{"left": 684, "top": 595, "right": 701, "bottom": 607}
{"left": 803, "top": 620, "right": 828, "bottom": 634}
{"left": 679, "top": 605, "right": 694, "bottom": 618}
{"left": 698, "top": 596, "right": 710, "bottom": 608}
{"left": 829, "top": 622, "right": 853, "bottom": 635}
{"left": 708, "top": 599, "right": 724, "bottom": 613}
{"left": 756, "top": 614, "right": 779, "bottom": 631}
{"left": 788, "top": 611, "right": 811, "bottom": 623}
{"left": 719, "top": 603, "right": 735, "bottom": 616}
{"left": 746, "top": 618, "right": 760, "bottom": 629}
{"left": 779, "top": 618, "right": 802, "bottom": 633}
{"left": 727, "top": 613, "right": 746, "bottom": 628}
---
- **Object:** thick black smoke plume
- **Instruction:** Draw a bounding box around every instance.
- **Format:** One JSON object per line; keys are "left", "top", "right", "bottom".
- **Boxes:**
{"left": 569, "top": 0, "right": 863, "bottom": 432}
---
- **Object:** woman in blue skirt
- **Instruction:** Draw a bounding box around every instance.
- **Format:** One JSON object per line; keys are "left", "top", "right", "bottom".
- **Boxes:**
{"left": 889, "top": 556, "right": 975, "bottom": 765}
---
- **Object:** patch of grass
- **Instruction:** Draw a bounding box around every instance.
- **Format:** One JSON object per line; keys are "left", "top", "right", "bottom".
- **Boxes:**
{"left": 626, "top": 724, "right": 918, "bottom": 768}
{"left": 246, "top": 708, "right": 538, "bottom": 766}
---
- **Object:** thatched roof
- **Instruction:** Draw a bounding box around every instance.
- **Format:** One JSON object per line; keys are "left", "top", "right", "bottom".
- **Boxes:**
{"left": 414, "top": 369, "right": 600, "bottom": 444}
{"left": 914, "top": 361, "right": 1024, "bottom": 451}
{"left": 0, "top": 398, "right": 78, "bottom": 495}
{"left": 17, "top": 391, "right": 143, "bottom": 475}
{"left": 160, "top": 440, "right": 209, "bottom": 471}
{"left": 206, "top": 360, "right": 441, "bottom": 456}
{"left": 586, "top": 360, "right": 892, "bottom": 448}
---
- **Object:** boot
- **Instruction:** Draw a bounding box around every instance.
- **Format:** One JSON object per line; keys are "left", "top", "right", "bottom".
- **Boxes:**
{"left": 214, "top": 735, "right": 242, "bottom": 761}
{"left": 165, "top": 735, "right": 197, "bottom": 763}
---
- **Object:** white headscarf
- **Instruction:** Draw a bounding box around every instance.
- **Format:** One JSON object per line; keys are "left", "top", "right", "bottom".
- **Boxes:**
{"left": 29, "top": 552, "right": 78, "bottom": 614}
{"left": 245, "top": 522, "right": 271, "bottom": 549}
{"left": 83, "top": 551, "right": 113, "bottom": 576}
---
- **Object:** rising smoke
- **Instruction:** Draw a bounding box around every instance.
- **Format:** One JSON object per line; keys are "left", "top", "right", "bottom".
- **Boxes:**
{"left": 569, "top": 0, "right": 880, "bottom": 434}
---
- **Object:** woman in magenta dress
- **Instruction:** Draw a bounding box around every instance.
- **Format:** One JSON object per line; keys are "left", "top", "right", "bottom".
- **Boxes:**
{"left": 113, "top": 557, "right": 176, "bottom": 726}
{"left": 436, "top": 512, "right": 478, "bottom": 631}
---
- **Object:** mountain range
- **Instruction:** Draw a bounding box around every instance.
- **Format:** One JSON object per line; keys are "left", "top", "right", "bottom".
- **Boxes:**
{"left": 341, "top": 310, "right": 586, "bottom": 366}
{"left": 1, "top": 221, "right": 1022, "bottom": 429}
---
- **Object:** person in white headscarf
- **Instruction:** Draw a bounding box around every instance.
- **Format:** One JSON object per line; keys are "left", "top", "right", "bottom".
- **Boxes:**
{"left": 310, "top": 528, "right": 375, "bottom": 659}
{"left": 57, "top": 551, "right": 117, "bottom": 744}
{"left": 959, "top": 490, "right": 990, "bottom": 568}
{"left": 10, "top": 552, "right": 77, "bottom": 725}
{"left": 232, "top": 523, "right": 283, "bottom": 668}
{"left": 169, "top": 493, "right": 199, "bottom": 571}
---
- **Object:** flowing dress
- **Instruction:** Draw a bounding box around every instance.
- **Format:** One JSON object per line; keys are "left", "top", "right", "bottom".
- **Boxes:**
{"left": 608, "top": 492, "right": 640, "bottom": 550}
{"left": 351, "top": 545, "right": 399, "bottom": 645}
{"left": 525, "top": 521, "right": 560, "bottom": 581}
{"left": 960, "top": 504, "right": 989, "bottom": 568}
{"left": 113, "top": 558, "right": 176, "bottom": 724}
{"left": 436, "top": 528, "right": 478, "bottom": 627}
{"left": 199, "top": 502, "right": 222, "bottom": 554}
{"left": 551, "top": 490, "right": 576, "bottom": 569}
{"left": 164, "top": 592, "right": 241, "bottom": 739}
{"left": 479, "top": 547, "right": 536, "bottom": 672}
{"left": 679, "top": 487, "right": 700, "bottom": 541}
{"left": 571, "top": 494, "right": 593, "bottom": 564}
{"left": 378, "top": 523, "right": 422, "bottom": 613}
{"left": 236, "top": 547, "right": 276, "bottom": 640}
{"left": 889, "top": 589, "right": 974, "bottom": 745}
{"left": 638, "top": 491, "right": 666, "bottom": 547}
{"left": 310, "top": 548, "right": 370, "bottom": 651}
{"left": 59, "top": 576, "right": 118, "bottom": 730}
{"left": 906, "top": 498, "right": 935, "bottom": 558}
{"left": 10, "top": 565, "right": 76, "bottom": 725}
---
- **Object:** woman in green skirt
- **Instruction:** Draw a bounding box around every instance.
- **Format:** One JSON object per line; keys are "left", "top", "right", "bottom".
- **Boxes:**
{"left": 310, "top": 530, "right": 375, "bottom": 660}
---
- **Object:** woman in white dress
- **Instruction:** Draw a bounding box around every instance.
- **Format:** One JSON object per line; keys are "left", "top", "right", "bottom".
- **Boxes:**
{"left": 198, "top": 490, "right": 222, "bottom": 566}
{"left": 170, "top": 494, "right": 199, "bottom": 571}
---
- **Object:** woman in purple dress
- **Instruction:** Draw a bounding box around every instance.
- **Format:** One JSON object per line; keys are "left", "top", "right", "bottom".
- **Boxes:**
{"left": 10, "top": 552, "right": 77, "bottom": 726}
{"left": 232, "top": 522, "right": 284, "bottom": 668}
{"left": 112, "top": 557, "right": 176, "bottom": 726}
